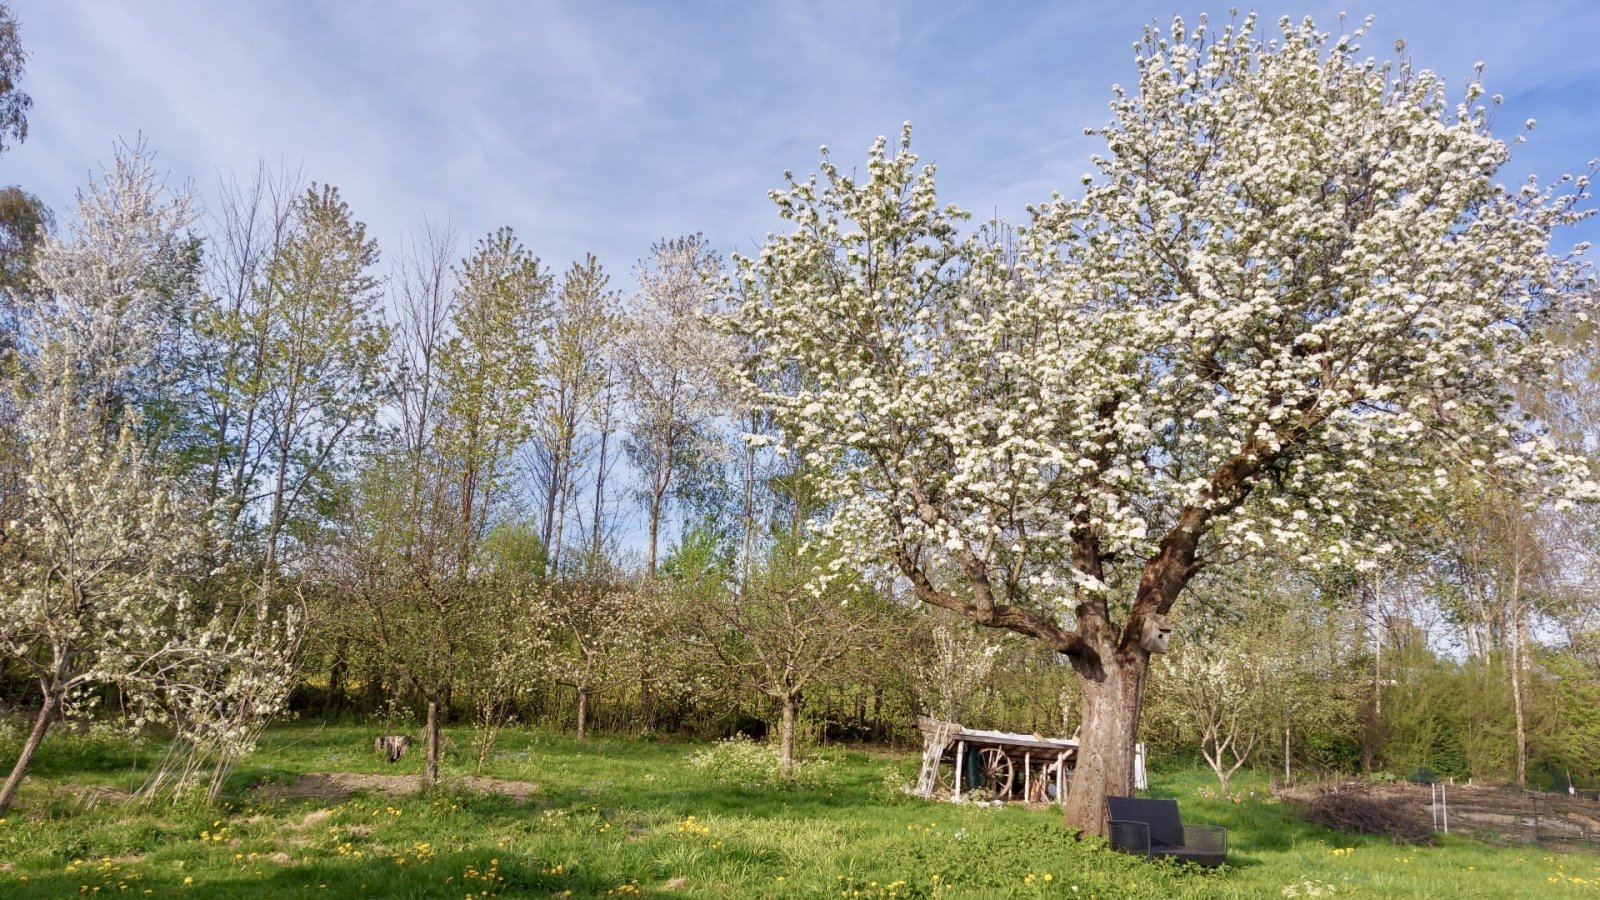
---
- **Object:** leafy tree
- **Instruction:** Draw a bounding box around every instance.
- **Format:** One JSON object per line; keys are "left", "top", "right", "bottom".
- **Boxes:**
{"left": 680, "top": 534, "right": 897, "bottom": 777}
{"left": 335, "top": 227, "right": 547, "bottom": 785}
{"left": 729, "top": 15, "right": 1594, "bottom": 833}
{"left": 254, "top": 185, "right": 388, "bottom": 578}
{"left": 622, "top": 235, "right": 729, "bottom": 574}
{"left": 527, "top": 253, "right": 617, "bottom": 572}
{"left": 0, "top": 1, "right": 30, "bottom": 154}
{"left": 0, "top": 184, "right": 49, "bottom": 303}
{"left": 0, "top": 149, "right": 293, "bottom": 812}
{"left": 529, "top": 578, "right": 651, "bottom": 740}
{"left": 437, "top": 227, "right": 549, "bottom": 565}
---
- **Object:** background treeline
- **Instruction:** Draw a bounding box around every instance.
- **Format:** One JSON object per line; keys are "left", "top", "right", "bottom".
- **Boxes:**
{"left": 5, "top": 142, "right": 1600, "bottom": 799}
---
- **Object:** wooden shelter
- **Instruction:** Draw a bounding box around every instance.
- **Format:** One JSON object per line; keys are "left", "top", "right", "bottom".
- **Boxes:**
{"left": 914, "top": 716, "right": 1146, "bottom": 804}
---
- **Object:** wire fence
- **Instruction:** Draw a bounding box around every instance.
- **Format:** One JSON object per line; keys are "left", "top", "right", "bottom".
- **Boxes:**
{"left": 1426, "top": 782, "right": 1600, "bottom": 850}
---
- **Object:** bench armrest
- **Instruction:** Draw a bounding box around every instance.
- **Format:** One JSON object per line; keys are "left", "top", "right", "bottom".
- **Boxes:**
{"left": 1182, "top": 824, "right": 1227, "bottom": 855}
{"left": 1109, "top": 819, "right": 1151, "bottom": 855}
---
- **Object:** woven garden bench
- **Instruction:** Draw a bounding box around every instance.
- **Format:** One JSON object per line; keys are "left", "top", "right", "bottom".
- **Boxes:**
{"left": 1106, "top": 796, "right": 1227, "bottom": 868}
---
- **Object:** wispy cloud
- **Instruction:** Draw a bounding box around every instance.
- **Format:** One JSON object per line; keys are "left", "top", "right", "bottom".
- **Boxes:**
{"left": 7, "top": 0, "right": 1598, "bottom": 276}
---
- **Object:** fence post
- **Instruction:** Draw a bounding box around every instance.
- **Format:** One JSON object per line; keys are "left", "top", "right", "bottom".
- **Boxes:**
{"left": 1442, "top": 782, "right": 1448, "bottom": 834}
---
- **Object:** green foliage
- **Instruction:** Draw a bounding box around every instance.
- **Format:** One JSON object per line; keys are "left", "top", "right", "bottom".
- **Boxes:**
{"left": 480, "top": 520, "right": 549, "bottom": 581}
{"left": 0, "top": 2, "right": 29, "bottom": 153}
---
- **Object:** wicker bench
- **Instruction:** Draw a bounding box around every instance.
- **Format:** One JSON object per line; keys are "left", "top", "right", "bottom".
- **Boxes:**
{"left": 1106, "top": 796, "right": 1227, "bottom": 867}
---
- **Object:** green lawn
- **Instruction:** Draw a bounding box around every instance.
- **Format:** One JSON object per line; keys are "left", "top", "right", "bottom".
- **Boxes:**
{"left": 0, "top": 723, "right": 1588, "bottom": 898}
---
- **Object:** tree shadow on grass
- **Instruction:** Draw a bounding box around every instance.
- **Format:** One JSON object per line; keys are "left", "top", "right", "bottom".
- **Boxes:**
{"left": 3, "top": 854, "right": 618, "bottom": 900}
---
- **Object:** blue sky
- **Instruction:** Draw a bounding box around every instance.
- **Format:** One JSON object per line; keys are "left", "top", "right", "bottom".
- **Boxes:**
{"left": 5, "top": 1, "right": 1598, "bottom": 283}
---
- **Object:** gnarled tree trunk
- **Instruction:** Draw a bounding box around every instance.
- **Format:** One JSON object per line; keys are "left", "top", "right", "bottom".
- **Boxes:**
{"left": 1062, "top": 652, "right": 1146, "bottom": 833}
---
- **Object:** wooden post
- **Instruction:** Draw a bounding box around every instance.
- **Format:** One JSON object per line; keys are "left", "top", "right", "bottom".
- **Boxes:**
{"left": 1024, "top": 752, "right": 1031, "bottom": 803}
{"left": 954, "top": 741, "right": 964, "bottom": 801}
{"left": 1056, "top": 752, "right": 1066, "bottom": 807}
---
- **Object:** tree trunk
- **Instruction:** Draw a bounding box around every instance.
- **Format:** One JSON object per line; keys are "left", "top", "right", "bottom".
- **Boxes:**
{"left": 552, "top": 459, "right": 570, "bottom": 574}
{"left": 740, "top": 435, "right": 756, "bottom": 586}
{"left": 1509, "top": 584, "right": 1528, "bottom": 786}
{"left": 1062, "top": 656, "right": 1145, "bottom": 836}
{"left": 1284, "top": 722, "right": 1292, "bottom": 784}
{"left": 778, "top": 696, "right": 797, "bottom": 780}
{"left": 424, "top": 698, "right": 441, "bottom": 788}
{"left": 576, "top": 686, "right": 589, "bottom": 741}
{"left": 591, "top": 418, "right": 610, "bottom": 565}
{"left": 0, "top": 692, "right": 58, "bottom": 815}
{"left": 324, "top": 638, "right": 348, "bottom": 717}
{"left": 646, "top": 488, "right": 664, "bottom": 576}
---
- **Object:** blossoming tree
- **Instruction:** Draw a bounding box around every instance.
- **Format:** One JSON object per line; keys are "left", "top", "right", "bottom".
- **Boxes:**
{"left": 0, "top": 146, "right": 289, "bottom": 813}
{"left": 729, "top": 15, "right": 1594, "bottom": 833}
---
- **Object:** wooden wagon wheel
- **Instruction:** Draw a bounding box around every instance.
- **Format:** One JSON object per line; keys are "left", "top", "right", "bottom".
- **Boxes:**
{"left": 978, "top": 747, "right": 1015, "bottom": 797}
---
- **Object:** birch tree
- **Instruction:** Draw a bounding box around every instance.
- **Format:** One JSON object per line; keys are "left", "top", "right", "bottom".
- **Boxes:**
{"left": 622, "top": 235, "right": 729, "bottom": 574}
{"left": 730, "top": 15, "right": 1595, "bottom": 833}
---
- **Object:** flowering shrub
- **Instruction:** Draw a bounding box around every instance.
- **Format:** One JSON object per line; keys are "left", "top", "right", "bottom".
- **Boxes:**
{"left": 686, "top": 735, "right": 835, "bottom": 790}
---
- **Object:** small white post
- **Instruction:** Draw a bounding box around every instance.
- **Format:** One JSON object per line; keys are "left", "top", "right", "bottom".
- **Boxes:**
{"left": 1024, "top": 751, "right": 1031, "bottom": 803}
{"left": 1442, "top": 782, "right": 1449, "bottom": 834}
{"left": 954, "top": 741, "right": 964, "bottom": 801}
{"left": 1056, "top": 752, "right": 1066, "bottom": 807}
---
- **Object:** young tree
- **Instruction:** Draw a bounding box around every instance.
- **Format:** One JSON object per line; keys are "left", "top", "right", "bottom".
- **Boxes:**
{"left": 909, "top": 610, "right": 1005, "bottom": 725}
{"left": 0, "top": 148, "right": 216, "bottom": 812}
{"left": 527, "top": 254, "right": 618, "bottom": 572}
{"left": 730, "top": 15, "right": 1594, "bottom": 833}
{"left": 336, "top": 227, "right": 547, "bottom": 785}
{"left": 621, "top": 235, "right": 729, "bottom": 574}
{"left": 1159, "top": 641, "right": 1264, "bottom": 799}
{"left": 680, "top": 535, "right": 896, "bottom": 777}
{"left": 254, "top": 185, "right": 388, "bottom": 578}
{"left": 0, "top": 409, "right": 209, "bottom": 813}
{"left": 1440, "top": 476, "right": 1550, "bottom": 785}
{"left": 529, "top": 578, "right": 650, "bottom": 740}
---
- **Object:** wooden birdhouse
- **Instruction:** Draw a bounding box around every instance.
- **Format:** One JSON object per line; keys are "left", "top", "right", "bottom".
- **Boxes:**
{"left": 1140, "top": 614, "right": 1172, "bottom": 654}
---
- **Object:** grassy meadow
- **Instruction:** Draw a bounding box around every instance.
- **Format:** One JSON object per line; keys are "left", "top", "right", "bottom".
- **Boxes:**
{"left": 0, "top": 724, "right": 1589, "bottom": 898}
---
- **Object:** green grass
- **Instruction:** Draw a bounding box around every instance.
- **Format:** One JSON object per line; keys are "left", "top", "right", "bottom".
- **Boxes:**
{"left": 0, "top": 723, "right": 1589, "bottom": 897}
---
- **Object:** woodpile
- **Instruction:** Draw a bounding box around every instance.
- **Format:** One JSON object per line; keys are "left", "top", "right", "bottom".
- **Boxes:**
{"left": 1297, "top": 785, "right": 1435, "bottom": 844}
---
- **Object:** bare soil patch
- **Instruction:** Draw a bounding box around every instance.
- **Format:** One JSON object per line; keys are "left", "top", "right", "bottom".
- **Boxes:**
{"left": 255, "top": 772, "right": 538, "bottom": 803}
